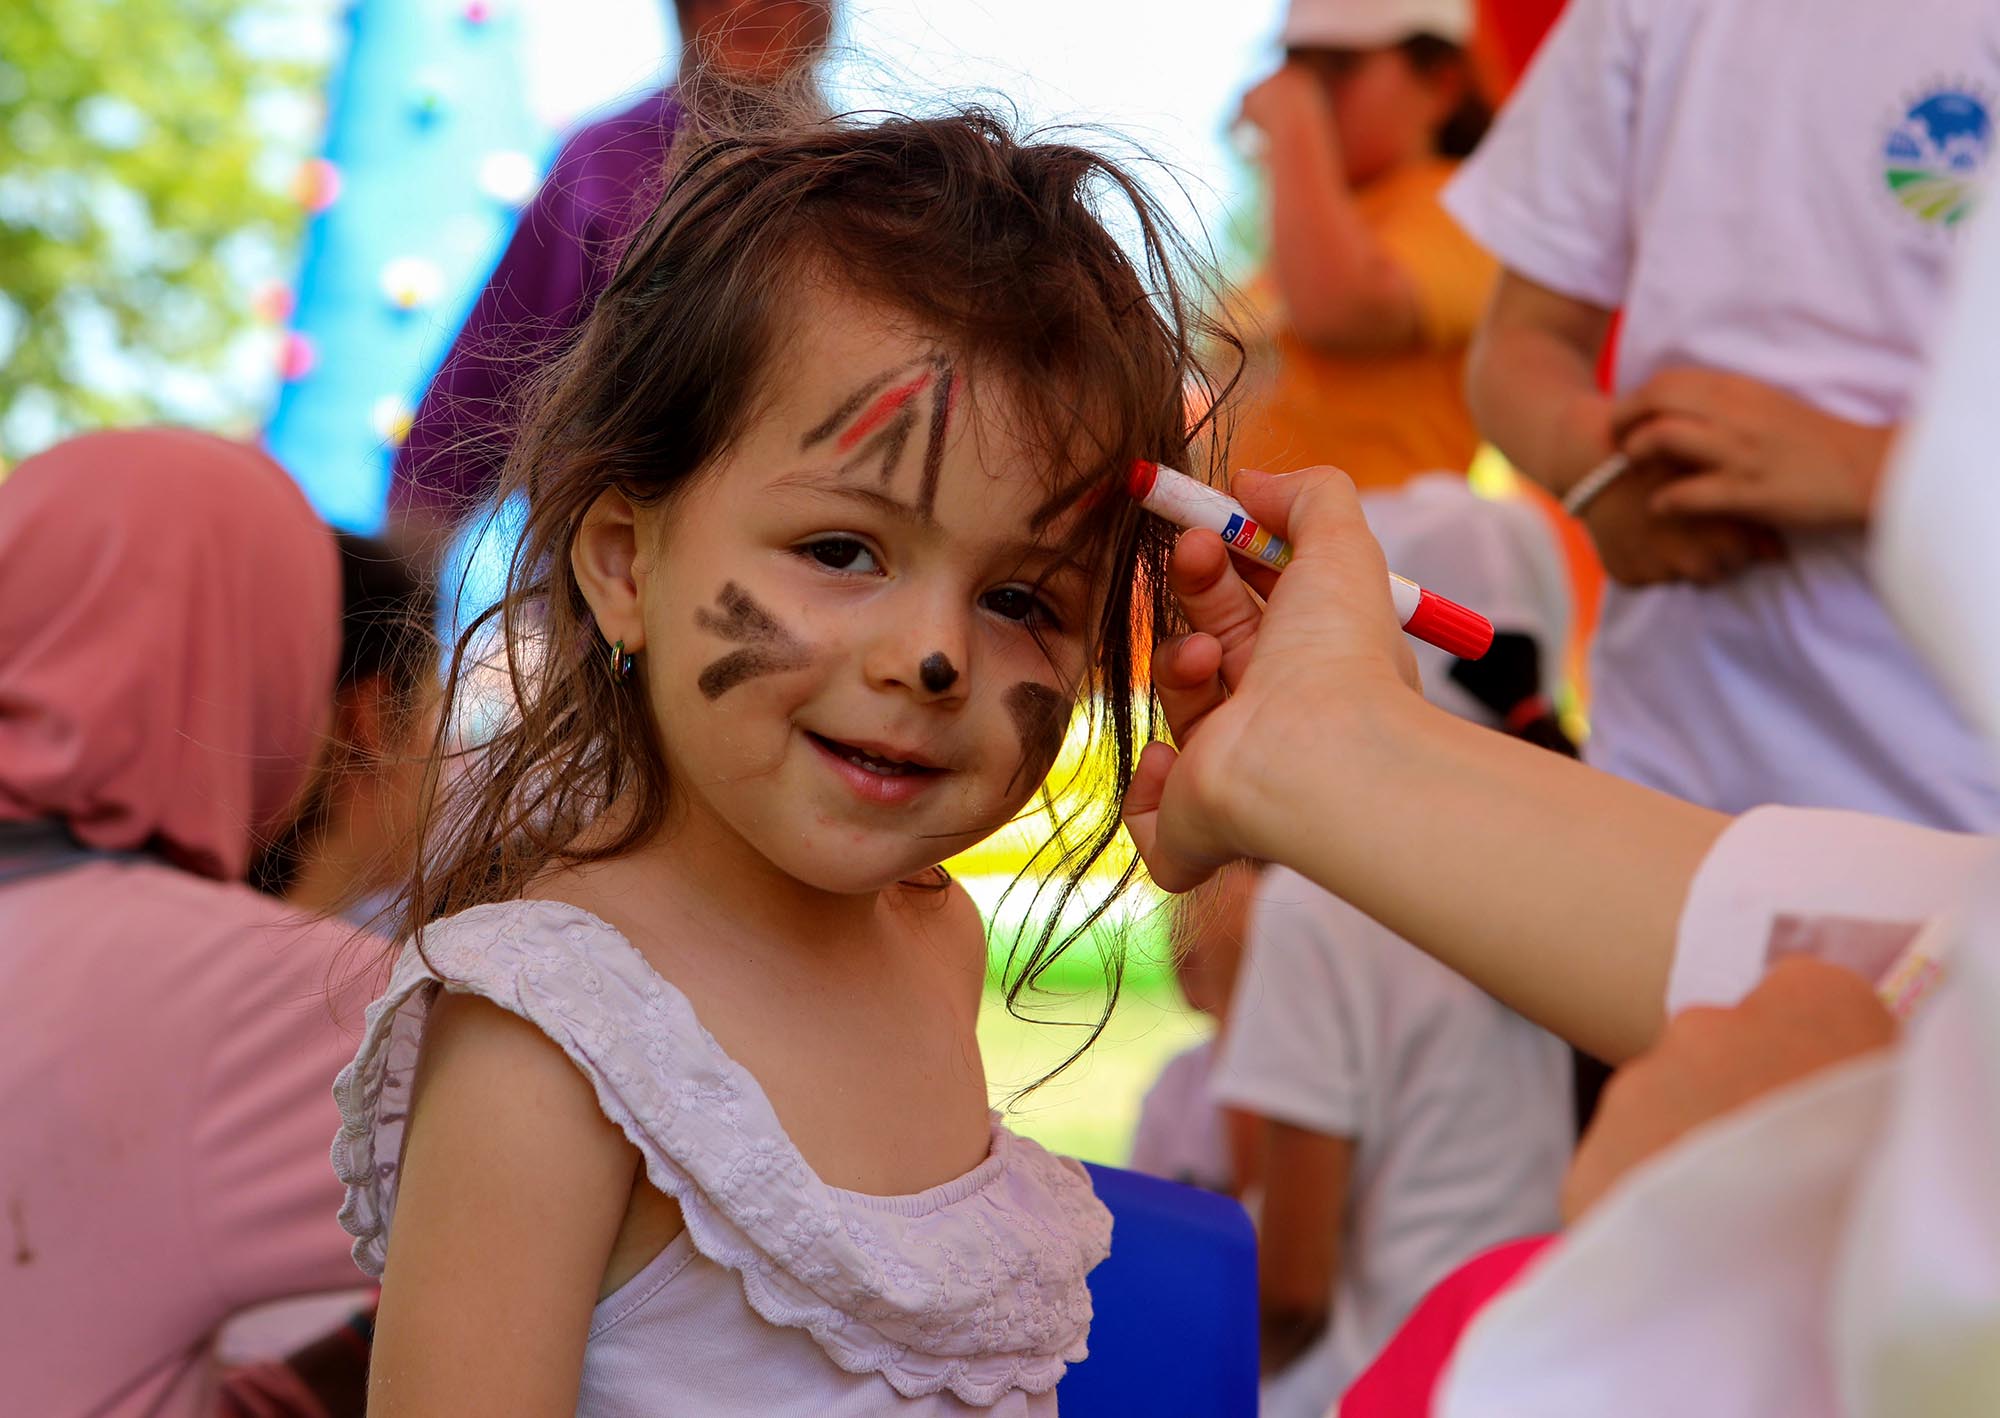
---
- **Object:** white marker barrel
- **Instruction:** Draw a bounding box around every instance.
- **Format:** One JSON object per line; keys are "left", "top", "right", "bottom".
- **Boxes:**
{"left": 1128, "top": 461, "right": 1494, "bottom": 660}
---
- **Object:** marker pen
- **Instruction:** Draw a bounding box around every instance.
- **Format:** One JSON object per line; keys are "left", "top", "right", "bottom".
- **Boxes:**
{"left": 1876, "top": 917, "right": 1953, "bottom": 1021}
{"left": 1127, "top": 461, "right": 1496, "bottom": 661}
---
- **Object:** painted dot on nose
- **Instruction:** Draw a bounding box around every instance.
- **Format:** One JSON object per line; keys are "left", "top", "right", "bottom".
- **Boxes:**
{"left": 919, "top": 652, "right": 959, "bottom": 694}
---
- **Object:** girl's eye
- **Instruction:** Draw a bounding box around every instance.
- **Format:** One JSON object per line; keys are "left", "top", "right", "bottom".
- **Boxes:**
{"left": 982, "top": 585, "right": 1063, "bottom": 631}
{"left": 799, "top": 537, "right": 880, "bottom": 574}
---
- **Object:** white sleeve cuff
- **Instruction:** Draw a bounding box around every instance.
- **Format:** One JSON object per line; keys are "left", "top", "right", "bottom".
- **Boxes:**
{"left": 1668, "top": 805, "right": 1995, "bottom": 1014}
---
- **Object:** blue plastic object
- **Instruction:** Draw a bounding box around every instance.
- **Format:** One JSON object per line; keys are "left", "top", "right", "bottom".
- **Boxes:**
{"left": 265, "top": 0, "right": 548, "bottom": 530}
{"left": 1058, "top": 1163, "right": 1259, "bottom": 1417}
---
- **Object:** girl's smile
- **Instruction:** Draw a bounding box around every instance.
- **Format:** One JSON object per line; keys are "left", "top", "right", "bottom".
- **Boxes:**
{"left": 804, "top": 729, "right": 950, "bottom": 806}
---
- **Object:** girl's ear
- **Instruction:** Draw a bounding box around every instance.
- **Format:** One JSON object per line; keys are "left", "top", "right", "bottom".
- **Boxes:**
{"left": 573, "top": 487, "right": 647, "bottom": 652}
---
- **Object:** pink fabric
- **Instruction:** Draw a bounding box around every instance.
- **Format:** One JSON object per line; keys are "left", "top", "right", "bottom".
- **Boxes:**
{"left": 0, "top": 428, "right": 339, "bottom": 879}
{"left": 216, "top": 1360, "right": 333, "bottom": 1418}
{"left": 0, "top": 430, "right": 375, "bottom": 1417}
{"left": 1340, "top": 1237, "right": 1557, "bottom": 1418}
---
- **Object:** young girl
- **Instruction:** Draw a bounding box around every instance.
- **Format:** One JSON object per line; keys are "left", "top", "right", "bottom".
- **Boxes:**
{"left": 1230, "top": 0, "right": 1496, "bottom": 488}
{"left": 332, "top": 106, "right": 1233, "bottom": 1413}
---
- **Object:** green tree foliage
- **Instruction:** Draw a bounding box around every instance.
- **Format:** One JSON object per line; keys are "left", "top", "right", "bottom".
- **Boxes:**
{"left": 0, "top": 1, "right": 319, "bottom": 459}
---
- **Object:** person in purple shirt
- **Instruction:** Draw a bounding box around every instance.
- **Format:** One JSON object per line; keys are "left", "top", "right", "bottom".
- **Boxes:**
{"left": 390, "top": 0, "right": 833, "bottom": 541}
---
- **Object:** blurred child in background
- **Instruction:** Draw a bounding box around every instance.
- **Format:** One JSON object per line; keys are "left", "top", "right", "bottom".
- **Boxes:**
{"left": 252, "top": 533, "right": 439, "bottom": 924}
{"left": 1212, "top": 477, "right": 1579, "bottom": 1418}
{"left": 1229, "top": 0, "right": 1496, "bottom": 487}
{"left": 1128, "top": 862, "right": 1261, "bottom": 1195}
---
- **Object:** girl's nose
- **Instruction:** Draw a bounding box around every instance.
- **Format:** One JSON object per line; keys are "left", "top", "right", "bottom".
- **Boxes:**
{"left": 919, "top": 652, "right": 960, "bottom": 696}
{"left": 866, "top": 597, "right": 971, "bottom": 705}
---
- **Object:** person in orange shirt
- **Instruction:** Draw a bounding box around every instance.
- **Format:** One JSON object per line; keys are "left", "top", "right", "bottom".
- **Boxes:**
{"left": 1231, "top": 0, "right": 1496, "bottom": 489}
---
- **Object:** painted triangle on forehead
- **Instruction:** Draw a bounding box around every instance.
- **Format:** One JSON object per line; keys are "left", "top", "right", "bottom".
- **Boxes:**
{"left": 800, "top": 356, "right": 959, "bottom": 514}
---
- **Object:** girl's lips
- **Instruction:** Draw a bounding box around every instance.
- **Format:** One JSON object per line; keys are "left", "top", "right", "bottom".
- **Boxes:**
{"left": 806, "top": 731, "right": 948, "bottom": 806}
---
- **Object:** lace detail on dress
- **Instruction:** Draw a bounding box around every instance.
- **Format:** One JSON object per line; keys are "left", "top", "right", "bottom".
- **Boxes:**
{"left": 330, "top": 899, "right": 1112, "bottom": 1406}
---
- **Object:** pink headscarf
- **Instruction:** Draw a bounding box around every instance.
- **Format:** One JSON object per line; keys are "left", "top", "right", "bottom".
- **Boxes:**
{"left": 0, "top": 428, "right": 339, "bottom": 880}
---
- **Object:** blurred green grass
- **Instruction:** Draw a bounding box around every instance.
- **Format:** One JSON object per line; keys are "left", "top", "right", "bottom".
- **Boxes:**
{"left": 980, "top": 981, "right": 1208, "bottom": 1165}
{"left": 974, "top": 895, "right": 1205, "bottom": 1165}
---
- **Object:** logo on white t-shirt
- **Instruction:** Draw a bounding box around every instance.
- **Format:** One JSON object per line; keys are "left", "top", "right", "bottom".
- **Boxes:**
{"left": 1883, "top": 85, "right": 1994, "bottom": 228}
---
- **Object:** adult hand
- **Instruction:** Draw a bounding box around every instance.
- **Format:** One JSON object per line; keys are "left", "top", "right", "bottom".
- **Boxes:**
{"left": 1561, "top": 957, "right": 1898, "bottom": 1223}
{"left": 1612, "top": 368, "right": 1895, "bottom": 529}
{"left": 1579, "top": 457, "right": 1782, "bottom": 587}
{"left": 1238, "top": 62, "right": 1333, "bottom": 141}
{"left": 1121, "top": 467, "right": 1418, "bottom": 892}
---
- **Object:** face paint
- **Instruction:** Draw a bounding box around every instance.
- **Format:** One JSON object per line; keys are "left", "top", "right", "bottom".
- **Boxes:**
{"left": 1005, "top": 681, "right": 1070, "bottom": 790}
{"left": 843, "top": 401, "right": 918, "bottom": 488}
{"left": 919, "top": 652, "right": 958, "bottom": 694}
{"left": 916, "top": 364, "right": 956, "bottom": 517}
{"left": 833, "top": 369, "right": 933, "bottom": 453}
{"left": 801, "top": 358, "right": 957, "bottom": 509}
{"left": 799, "top": 367, "right": 897, "bottom": 449}
{"left": 695, "top": 581, "right": 811, "bottom": 700}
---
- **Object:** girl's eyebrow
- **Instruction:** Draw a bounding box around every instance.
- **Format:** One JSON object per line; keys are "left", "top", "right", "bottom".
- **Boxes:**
{"left": 773, "top": 469, "right": 930, "bottom": 524}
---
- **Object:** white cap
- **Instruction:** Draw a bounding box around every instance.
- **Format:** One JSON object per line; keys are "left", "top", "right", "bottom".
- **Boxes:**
{"left": 1280, "top": 0, "right": 1473, "bottom": 49}
{"left": 1361, "top": 474, "right": 1571, "bottom": 729}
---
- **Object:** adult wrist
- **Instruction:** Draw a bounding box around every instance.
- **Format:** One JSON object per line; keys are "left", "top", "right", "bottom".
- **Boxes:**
{"left": 1232, "top": 676, "right": 1425, "bottom": 869}
{"left": 1548, "top": 393, "right": 1618, "bottom": 498}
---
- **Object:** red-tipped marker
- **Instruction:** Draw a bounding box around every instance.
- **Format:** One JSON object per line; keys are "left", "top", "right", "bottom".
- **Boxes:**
{"left": 1127, "top": 460, "right": 1494, "bottom": 660}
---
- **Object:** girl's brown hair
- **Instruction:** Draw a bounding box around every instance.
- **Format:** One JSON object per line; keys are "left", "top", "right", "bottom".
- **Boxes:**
{"left": 401, "top": 95, "right": 1241, "bottom": 1075}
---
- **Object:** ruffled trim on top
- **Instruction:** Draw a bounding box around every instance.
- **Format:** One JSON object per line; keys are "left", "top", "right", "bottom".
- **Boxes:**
{"left": 330, "top": 899, "right": 1113, "bottom": 1406}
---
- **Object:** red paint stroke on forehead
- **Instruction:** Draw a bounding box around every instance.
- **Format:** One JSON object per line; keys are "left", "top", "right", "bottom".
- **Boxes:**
{"left": 836, "top": 371, "right": 934, "bottom": 452}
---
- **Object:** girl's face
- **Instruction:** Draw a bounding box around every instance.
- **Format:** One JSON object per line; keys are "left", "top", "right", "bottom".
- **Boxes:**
{"left": 608, "top": 287, "right": 1106, "bottom": 896}
{"left": 1303, "top": 47, "right": 1458, "bottom": 186}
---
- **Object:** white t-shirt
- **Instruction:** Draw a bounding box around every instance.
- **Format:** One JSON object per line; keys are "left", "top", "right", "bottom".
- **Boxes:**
{"left": 1444, "top": 0, "right": 2000, "bottom": 830}
{"left": 1211, "top": 868, "right": 1574, "bottom": 1418}
{"left": 1127, "top": 1036, "right": 1235, "bottom": 1194}
{"left": 1437, "top": 806, "right": 2000, "bottom": 1418}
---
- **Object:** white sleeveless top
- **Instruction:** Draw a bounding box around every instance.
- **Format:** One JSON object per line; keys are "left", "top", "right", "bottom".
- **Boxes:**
{"left": 331, "top": 900, "right": 1112, "bottom": 1412}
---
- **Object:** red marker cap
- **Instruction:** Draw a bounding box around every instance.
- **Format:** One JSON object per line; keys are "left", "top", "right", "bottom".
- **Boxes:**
{"left": 1405, "top": 588, "right": 1495, "bottom": 660}
{"left": 1127, "top": 459, "right": 1160, "bottom": 499}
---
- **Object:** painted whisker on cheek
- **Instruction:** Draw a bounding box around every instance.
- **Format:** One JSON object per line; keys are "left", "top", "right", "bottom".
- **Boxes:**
{"left": 1005, "top": 681, "right": 1072, "bottom": 792}
{"left": 693, "top": 581, "right": 812, "bottom": 701}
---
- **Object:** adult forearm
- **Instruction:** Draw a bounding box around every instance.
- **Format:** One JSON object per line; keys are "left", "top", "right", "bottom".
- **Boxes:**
{"left": 1263, "top": 117, "right": 1417, "bottom": 353}
{"left": 1241, "top": 694, "right": 1727, "bottom": 1063}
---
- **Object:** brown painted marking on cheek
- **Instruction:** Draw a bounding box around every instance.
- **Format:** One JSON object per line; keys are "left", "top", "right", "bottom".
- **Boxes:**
{"left": 919, "top": 652, "right": 958, "bottom": 694}
{"left": 1005, "top": 681, "right": 1071, "bottom": 790}
{"left": 694, "top": 581, "right": 812, "bottom": 701}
